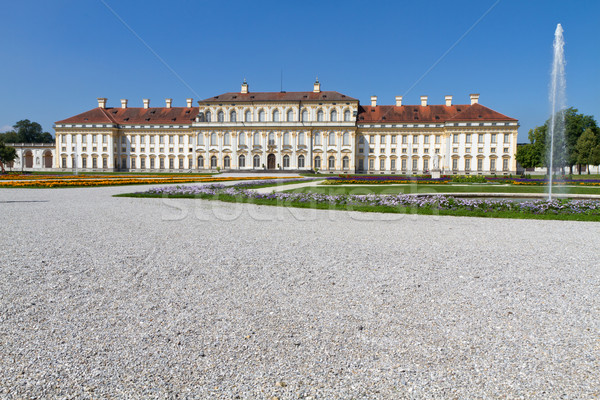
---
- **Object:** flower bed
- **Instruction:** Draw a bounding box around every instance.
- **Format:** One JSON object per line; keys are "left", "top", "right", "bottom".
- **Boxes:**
{"left": 134, "top": 181, "right": 600, "bottom": 218}
{"left": 324, "top": 174, "right": 600, "bottom": 186}
{"left": 0, "top": 176, "right": 294, "bottom": 188}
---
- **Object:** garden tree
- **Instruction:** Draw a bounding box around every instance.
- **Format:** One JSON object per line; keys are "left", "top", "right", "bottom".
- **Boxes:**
{"left": 515, "top": 108, "right": 599, "bottom": 173}
{"left": 575, "top": 128, "right": 600, "bottom": 174}
{"left": 0, "top": 141, "right": 18, "bottom": 173}
{"left": 5, "top": 120, "right": 54, "bottom": 143}
{"left": 0, "top": 130, "right": 21, "bottom": 143}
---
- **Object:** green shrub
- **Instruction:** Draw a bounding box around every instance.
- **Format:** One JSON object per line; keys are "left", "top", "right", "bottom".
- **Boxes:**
{"left": 451, "top": 175, "right": 487, "bottom": 183}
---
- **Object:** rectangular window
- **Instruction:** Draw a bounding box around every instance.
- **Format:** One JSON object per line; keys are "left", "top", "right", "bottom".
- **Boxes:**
{"left": 424, "top": 148, "right": 429, "bottom": 154}
{"left": 466, "top": 148, "right": 471, "bottom": 153}
{"left": 453, "top": 134, "right": 459, "bottom": 144}
{"left": 413, "top": 148, "right": 418, "bottom": 153}
{"left": 359, "top": 148, "right": 363, "bottom": 154}
{"left": 435, "top": 135, "right": 441, "bottom": 144}
{"left": 391, "top": 148, "right": 396, "bottom": 153}
{"left": 391, "top": 135, "right": 397, "bottom": 144}
{"left": 391, "top": 159, "right": 396, "bottom": 170}
{"left": 179, "top": 158, "right": 184, "bottom": 169}
{"left": 102, "top": 158, "right": 107, "bottom": 168}
{"left": 179, "top": 135, "right": 184, "bottom": 144}
{"left": 504, "top": 147, "right": 509, "bottom": 153}
{"left": 412, "top": 158, "right": 418, "bottom": 171}
{"left": 130, "top": 158, "right": 135, "bottom": 169}
{"left": 369, "top": 135, "right": 375, "bottom": 144}
{"left": 503, "top": 158, "right": 509, "bottom": 171}
{"left": 160, "top": 136, "right": 165, "bottom": 144}
{"left": 402, "top": 148, "right": 407, "bottom": 153}
{"left": 491, "top": 134, "right": 497, "bottom": 143}
{"left": 150, "top": 136, "right": 155, "bottom": 144}
{"left": 62, "top": 157, "right": 67, "bottom": 168}
{"left": 465, "top": 158, "right": 471, "bottom": 171}
{"left": 413, "top": 135, "right": 418, "bottom": 144}
{"left": 121, "top": 136, "right": 126, "bottom": 144}
{"left": 169, "top": 158, "right": 174, "bottom": 169}
{"left": 169, "top": 136, "right": 174, "bottom": 144}
{"left": 402, "top": 135, "right": 407, "bottom": 144}
{"left": 380, "top": 148, "right": 385, "bottom": 153}
{"left": 102, "top": 135, "right": 107, "bottom": 143}
{"left": 424, "top": 135, "right": 429, "bottom": 144}
{"left": 150, "top": 158, "right": 155, "bottom": 169}
{"left": 478, "top": 147, "right": 484, "bottom": 153}
{"left": 92, "top": 158, "right": 97, "bottom": 168}
{"left": 477, "top": 158, "right": 483, "bottom": 171}
{"left": 478, "top": 134, "right": 484, "bottom": 143}
{"left": 141, "top": 158, "right": 145, "bottom": 169}
{"left": 466, "top": 134, "right": 471, "bottom": 143}
{"left": 369, "top": 158, "right": 374, "bottom": 170}
{"left": 160, "top": 158, "right": 165, "bottom": 169}
{"left": 504, "top": 134, "right": 510, "bottom": 144}
{"left": 490, "top": 158, "right": 496, "bottom": 171}
{"left": 452, "top": 158, "right": 458, "bottom": 171}
{"left": 380, "top": 135, "right": 386, "bottom": 144}
{"left": 380, "top": 158, "right": 385, "bottom": 170}
{"left": 423, "top": 159, "right": 429, "bottom": 171}
{"left": 92, "top": 135, "right": 97, "bottom": 143}
{"left": 140, "top": 136, "right": 145, "bottom": 144}
{"left": 401, "top": 158, "right": 407, "bottom": 170}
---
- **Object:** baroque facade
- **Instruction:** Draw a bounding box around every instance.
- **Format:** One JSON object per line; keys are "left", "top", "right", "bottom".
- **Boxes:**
{"left": 54, "top": 80, "right": 519, "bottom": 174}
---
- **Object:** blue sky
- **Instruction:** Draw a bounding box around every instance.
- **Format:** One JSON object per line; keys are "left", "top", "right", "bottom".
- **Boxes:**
{"left": 1, "top": 0, "right": 598, "bottom": 142}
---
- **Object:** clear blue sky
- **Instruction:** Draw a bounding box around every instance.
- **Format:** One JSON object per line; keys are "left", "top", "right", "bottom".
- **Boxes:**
{"left": 1, "top": 0, "right": 598, "bottom": 142}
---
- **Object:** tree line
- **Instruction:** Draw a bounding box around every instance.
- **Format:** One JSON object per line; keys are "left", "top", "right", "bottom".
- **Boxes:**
{"left": 516, "top": 108, "right": 600, "bottom": 174}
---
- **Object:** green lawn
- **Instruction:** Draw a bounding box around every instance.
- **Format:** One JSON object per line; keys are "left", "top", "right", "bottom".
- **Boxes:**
{"left": 284, "top": 184, "right": 600, "bottom": 195}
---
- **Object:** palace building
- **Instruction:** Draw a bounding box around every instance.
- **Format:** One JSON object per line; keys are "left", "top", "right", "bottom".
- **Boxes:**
{"left": 54, "top": 80, "right": 519, "bottom": 174}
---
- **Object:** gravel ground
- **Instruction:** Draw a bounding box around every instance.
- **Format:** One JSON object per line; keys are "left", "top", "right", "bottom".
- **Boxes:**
{"left": 1, "top": 184, "right": 599, "bottom": 399}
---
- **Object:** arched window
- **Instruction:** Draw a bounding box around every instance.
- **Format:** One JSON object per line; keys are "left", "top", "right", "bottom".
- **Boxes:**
{"left": 197, "top": 155, "right": 204, "bottom": 168}
{"left": 223, "top": 132, "right": 230, "bottom": 146}
{"left": 343, "top": 132, "right": 350, "bottom": 145}
{"left": 245, "top": 110, "right": 252, "bottom": 122}
{"left": 217, "top": 111, "right": 224, "bottom": 122}
{"left": 223, "top": 156, "right": 230, "bottom": 168}
{"left": 302, "top": 109, "right": 309, "bottom": 122}
{"left": 210, "top": 132, "right": 217, "bottom": 146}
{"left": 268, "top": 132, "right": 275, "bottom": 146}
{"left": 259, "top": 110, "right": 265, "bottom": 122}
{"left": 328, "top": 156, "right": 335, "bottom": 169}
{"left": 239, "top": 132, "right": 246, "bottom": 146}
{"left": 314, "top": 156, "right": 321, "bottom": 169}
{"left": 273, "top": 109, "right": 280, "bottom": 122}
{"left": 314, "top": 132, "right": 321, "bottom": 146}
{"left": 342, "top": 156, "right": 349, "bottom": 170}
{"left": 317, "top": 109, "right": 324, "bottom": 122}
{"left": 253, "top": 155, "right": 261, "bottom": 168}
{"left": 253, "top": 132, "right": 260, "bottom": 146}
{"left": 344, "top": 109, "right": 351, "bottom": 122}
{"left": 211, "top": 156, "right": 217, "bottom": 168}
{"left": 283, "top": 132, "right": 290, "bottom": 146}
{"left": 197, "top": 133, "right": 204, "bottom": 145}
{"left": 330, "top": 110, "right": 337, "bottom": 122}
{"left": 205, "top": 111, "right": 211, "bottom": 122}
{"left": 283, "top": 155, "right": 290, "bottom": 168}
{"left": 298, "top": 132, "right": 305, "bottom": 146}
{"left": 287, "top": 109, "right": 294, "bottom": 122}
{"left": 239, "top": 154, "right": 245, "bottom": 168}
{"left": 298, "top": 154, "right": 305, "bottom": 168}
{"left": 230, "top": 110, "right": 236, "bottom": 122}
{"left": 359, "top": 136, "right": 366, "bottom": 144}
{"left": 328, "top": 132, "right": 336, "bottom": 146}
{"left": 198, "top": 112, "right": 205, "bottom": 122}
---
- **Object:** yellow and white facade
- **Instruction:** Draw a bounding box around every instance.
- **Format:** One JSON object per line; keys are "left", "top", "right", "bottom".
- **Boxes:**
{"left": 54, "top": 81, "right": 519, "bottom": 174}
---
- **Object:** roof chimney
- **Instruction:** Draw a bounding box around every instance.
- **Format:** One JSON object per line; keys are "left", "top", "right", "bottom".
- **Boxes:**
{"left": 395, "top": 96, "right": 403, "bottom": 107}
{"left": 143, "top": 99, "right": 150, "bottom": 109}
{"left": 241, "top": 79, "right": 249, "bottom": 94}
{"left": 97, "top": 98, "right": 107, "bottom": 109}
{"left": 165, "top": 98, "right": 172, "bottom": 108}
{"left": 420, "top": 96, "right": 428, "bottom": 107}
{"left": 313, "top": 78, "right": 321, "bottom": 93}
{"left": 120, "top": 99, "right": 128, "bottom": 109}
{"left": 371, "top": 96, "right": 377, "bottom": 107}
{"left": 445, "top": 95, "right": 452, "bottom": 107}
{"left": 186, "top": 98, "right": 193, "bottom": 108}
{"left": 470, "top": 93, "right": 480, "bottom": 105}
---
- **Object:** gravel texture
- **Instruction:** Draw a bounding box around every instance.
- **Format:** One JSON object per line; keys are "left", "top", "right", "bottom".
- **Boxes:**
{"left": 1, "top": 183, "right": 599, "bottom": 399}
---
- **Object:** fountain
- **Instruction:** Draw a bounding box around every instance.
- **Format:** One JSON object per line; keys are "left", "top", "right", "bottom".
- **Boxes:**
{"left": 547, "top": 23, "right": 566, "bottom": 200}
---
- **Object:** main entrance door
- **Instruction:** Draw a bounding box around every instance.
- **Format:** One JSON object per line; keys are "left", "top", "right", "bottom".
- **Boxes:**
{"left": 267, "top": 154, "right": 276, "bottom": 169}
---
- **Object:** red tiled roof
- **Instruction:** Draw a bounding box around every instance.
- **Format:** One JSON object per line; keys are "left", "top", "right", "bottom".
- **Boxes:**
{"left": 200, "top": 91, "right": 358, "bottom": 102}
{"left": 56, "top": 107, "right": 199, "bottom": 125}
{"left": 357, "top": 103, "right": 516, "bottom": 123}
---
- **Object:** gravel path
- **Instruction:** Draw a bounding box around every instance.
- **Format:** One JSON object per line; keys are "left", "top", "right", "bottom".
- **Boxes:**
{"left": 1, "top": 184, "right": 599, "bottom": 399}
